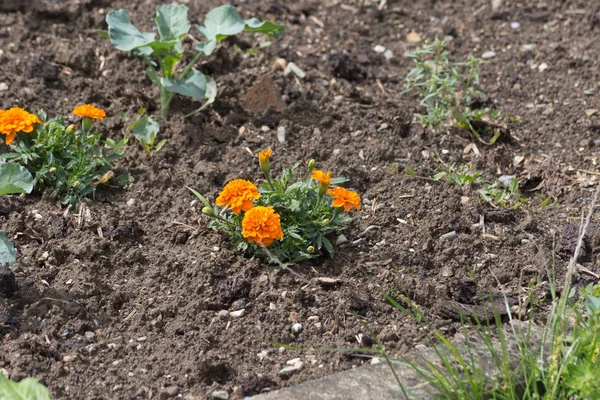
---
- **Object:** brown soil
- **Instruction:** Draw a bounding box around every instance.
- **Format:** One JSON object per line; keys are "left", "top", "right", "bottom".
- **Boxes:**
{"left": 1, "top": 0, "right": 599, "bottom": 399}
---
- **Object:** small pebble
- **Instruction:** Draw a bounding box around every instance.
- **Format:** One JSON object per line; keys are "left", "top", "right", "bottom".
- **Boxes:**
{"left": 217, "top": 310, "right": 230, "bottom": 318}
{"left": 441, "top": 231, "right": 457, "bottom": 241}
{"left": 212, "top": 390, "right": 230, "bottom": 400}
{"left": 279, "top": 366, "right": 300, "bottom": 378}
{"left": 230, "top": 309, "right": 245, "bottom": 318}
{"left": 538, "top": 62, "right": 548, "bottom": 71}
{"left": 383, "top": 49, "right": 393, "bottom": 60}
{"left": 230, "top": 299, "right": 246, "bottom": 311}
{"left": 160, "top": 386, "right": 179, "bottom": 399}
{"left": 84, "top": 331, "right": 95, "bottom": 340}
{"left": 371, "top": 357, "right": 381, "bottom": 365}
{"left": 498, "top": 175, "right": 516, "bottom": 188}
{"left": 0, "top": 83, "right": 8, "bottom": 91}
{"left": 336, "top": 234, "right": 348, "bottom": 245}
{"left": 283, "top": 62, "right": 306, "bottom": 79}
{"left": 126, "top": 198, "right": 135, "bottom": 207}
{"left": 373, "top": 45, "right": 386, "bottom": 53}
{"left": 292, "top": 323, "right": 303, "bottom": 334}
{"left": 481, "top": 51, "right": 496, "bottom": 59}
{"left": 277, "top": 126, "right": 286, "bottom": 143}
{"left": 522, "top": 44, "right": 535, "bottom": 52}
{"left": 510, "top": 21, "right": 521, "bottom": 29}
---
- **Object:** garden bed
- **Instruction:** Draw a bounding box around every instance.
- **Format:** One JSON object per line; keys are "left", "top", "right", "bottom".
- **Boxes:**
{"left": 1, "top": 0, "right": 599, "bottom": 398}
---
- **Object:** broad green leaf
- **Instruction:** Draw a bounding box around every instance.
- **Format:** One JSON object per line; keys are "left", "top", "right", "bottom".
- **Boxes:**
{"left": 0, "top": 163, "right": 34, "bottom": 196}
{"left": 0, "top": 372, "right": 51, "bottom": 400}
{"left": 131, "top": 115, "right": 160, "bottom": 145}
{"left": 162, "top": 70, "right": 212, "bottom": 100}
{"left": 243, "top": 18, "right": 284, "bottom": 37}
{"left": 0, "top": 233, "right": 16, "bottom": 267}
{"left": 195, "top": 5, "right": 283, "bottom": 56}
{"left": 156, "top": 4, "right": 190, "bottom": 41}
{"left": 106, "top": 9, "right": 155, "bottom": 51}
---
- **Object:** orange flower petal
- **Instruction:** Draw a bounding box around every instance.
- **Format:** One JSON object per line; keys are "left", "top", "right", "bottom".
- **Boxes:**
{"left": 216, "top": 179, "right": 260, "bottom": 215}
{"left": 72, "top": 104, "right": 106, "bottom": 120}
{"left": 242, "top": 206, "right": 284, "bottom": 247}
{"left": 327, "top": 186, "right": 361, "bottom": 212}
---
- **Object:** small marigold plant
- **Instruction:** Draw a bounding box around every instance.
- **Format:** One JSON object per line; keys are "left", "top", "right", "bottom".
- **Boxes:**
{"left": 0, "top": 105, "right": 128, "bottom": 205}
{"left": 190, "top": 149, "right": 360, "bottom": 264}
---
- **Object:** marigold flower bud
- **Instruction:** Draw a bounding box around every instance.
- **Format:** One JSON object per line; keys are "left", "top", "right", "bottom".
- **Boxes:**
{"left": 49, "top": 167, "right": 57, "bottom": 174}
{"left": 65, "top": 124, "right": 77, "bottom": 135}
{"left": 258, "top": 148, "right": 273, "bottom": 176}
{"left": 202, "top": 206, "right": 214, "bottom": 216}
{"left": 307, "top": 246, "right": 316, "bottom": 254}
{"left": 307, "top": 159, "right": 316, "bottom": 171}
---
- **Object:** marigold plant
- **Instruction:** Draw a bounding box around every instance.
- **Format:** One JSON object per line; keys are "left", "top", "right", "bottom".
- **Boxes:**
{"left": 0, "top": 107, "right": 128, "bottom": 205}
{"left": 190, "top": 149, "right": 361, "bottom": 264}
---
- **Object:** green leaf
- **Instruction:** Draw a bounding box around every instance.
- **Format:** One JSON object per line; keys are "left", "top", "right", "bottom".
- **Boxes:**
{"left": 0, "top": 372, "right": 51, "bottom": 400}
{"left": 162, "top": 70, "right": 215, "bottom": 101}
{"left": 155, "top": 4, "right": 190, "bottom": 41}
{"left": 322, "top": 236, "right": 334, "bottom": 255}
{"left": 105, "top": 9, "right": 155, "bottom": 51}
{"left": 155, "top": 139, "right": 168, "bottom": 153}
{"left": 188, "top": 187, "right": 211, "bottom": 209}
{"left": 0, "top": 233, "right": 16, "bottom": 267}
{"left": 131, "top": 115, "right": 160, "bottom": 146}
{"left": 433, "top": 172, "right": 446, "bottom": 181}
{"left": 115, "top": 173, "right": 134, "bottom": 187}
{"left": 0, "top": 163, "right": 34, "bottom": 196}
{"left": 96, "top": 30, "right": 109, "bottom": 39}
{"left": 195, "top": 5, "right": 283, "bottom": 56}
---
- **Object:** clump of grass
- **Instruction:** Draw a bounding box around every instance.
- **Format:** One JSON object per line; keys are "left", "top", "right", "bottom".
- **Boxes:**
{"left": 376, "top": 185, "right": 600, "bottom": 399}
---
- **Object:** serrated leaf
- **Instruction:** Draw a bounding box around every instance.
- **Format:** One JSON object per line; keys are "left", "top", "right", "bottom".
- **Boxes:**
{"left": 162, "top": 70, "right": 211, "bottom": 100}
{"left": 105, "top": 9, "right": 155, "bottom": 51}
{"left": 0, "top": 372, "right": 51, "bottom": 400}
{"left": 0, "top": 233, "right": 16, "bottom": 267}
{"left": 195, "top": 5, "right": 283, "bottom": 56}
{"left": 0, "top": 163, "right": 34, "bottom": 196}
{"left": 131, "top": 115, "right": 160, "bottom": 146}
{"left": 155, "top": 4, "right": 190, "bottom": 41}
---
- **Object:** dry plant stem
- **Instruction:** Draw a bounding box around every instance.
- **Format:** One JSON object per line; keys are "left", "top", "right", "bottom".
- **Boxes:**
{"left": 559, "top": 184, "right": 600, "bottom": 317}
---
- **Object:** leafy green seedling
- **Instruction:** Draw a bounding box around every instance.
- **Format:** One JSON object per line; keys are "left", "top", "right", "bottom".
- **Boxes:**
{"left": 129, "top": 112, "right": 165, "bottom": 156}
{"left": 101, "top": 4, "right": 283, "bottom": 120}
{"left": 0, "top": 163, "right": 33, "bottom": 196}
{"left": 404, "top": 38, "right": 501, "bottom": 144}
{"left": 0, "top": 372, "right": 51, "bottom": 400}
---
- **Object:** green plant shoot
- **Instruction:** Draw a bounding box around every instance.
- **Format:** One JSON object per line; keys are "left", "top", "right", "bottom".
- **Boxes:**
{"left": 101, "top": 4, "right": 283, "bottom": 120}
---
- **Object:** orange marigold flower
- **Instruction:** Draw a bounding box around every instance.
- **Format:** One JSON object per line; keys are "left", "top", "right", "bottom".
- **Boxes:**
{"left": 258, "top": 148, "right": 273, "bottom": 165}
{"left": 311, "top": 170, "right": 332, "bottom": 187}
{"left": 0, "top": 107, "right": 42, "bottom": 145}
{"left": 241, "top": 206, "right": 284, "bottom": 246}
{"left": 72, "top": 104, "right": 106, "bottom": 120}
{"left": 327, "top": 186, "right": 361, "bottom": 211}
{"left": 215, "top": 179, "right": 260, "bottom": 214}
